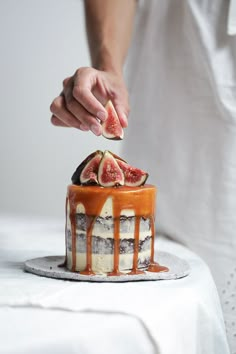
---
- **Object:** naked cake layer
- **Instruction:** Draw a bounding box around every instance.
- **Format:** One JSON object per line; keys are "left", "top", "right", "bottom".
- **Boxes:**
{"left": 65, "top": 184, "right": 156, "bottom": 275}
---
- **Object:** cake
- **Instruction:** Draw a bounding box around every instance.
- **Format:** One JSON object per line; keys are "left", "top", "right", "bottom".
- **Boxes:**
{"left": 65, "top": 150, "right": 168, "bottom": 276}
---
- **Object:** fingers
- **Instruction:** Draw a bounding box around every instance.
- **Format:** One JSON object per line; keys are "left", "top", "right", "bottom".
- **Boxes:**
{"left": 51, "top": 72, "right": 103, "bottom": 135}
{"left": 63, "top": 79, "right": 102, "bottom": 136}
{"left": 73, "top": 69, "right": 108, "bottom": 122}
{"left": 50, "top": 67, "right": 130, "bottom": 135}
{"left": 50, "top": 95, "right": 80, "bottom": 129}
{"left": 92, "top": 85, "right": 129, "bottom": 127}
{"left": 50, "top": 96, "right": 89, "bottom": 131}
{"left": 51, "top": 115, "right": 89, "bottom": 131}
{"left": 111, "top": 89, "right": 130, "bottom": 128}
{"left": 62, "top": 76, "right": 71, "bottom": 88}
{"left": 95, "top": 70, "right": 129, "bottom": 128}
{"left": 51, "top": 115, "right": 68, "bottom": 127}
{"left": 113, "top": 103, "right": 129, "bottom": 128}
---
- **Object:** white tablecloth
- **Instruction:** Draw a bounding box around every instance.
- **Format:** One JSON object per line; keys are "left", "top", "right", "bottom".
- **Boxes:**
{"left": 0, "top": 215, "right": 230, "bottom": 354}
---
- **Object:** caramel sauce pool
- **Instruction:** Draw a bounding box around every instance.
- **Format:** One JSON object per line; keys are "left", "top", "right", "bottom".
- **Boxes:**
{"left": 66, "top": 184, "right": 168, "bottom": 275}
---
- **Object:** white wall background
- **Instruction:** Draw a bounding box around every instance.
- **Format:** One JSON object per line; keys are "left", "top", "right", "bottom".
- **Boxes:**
{"left": 0, "top": 0, "right": 122, "bottom": 219}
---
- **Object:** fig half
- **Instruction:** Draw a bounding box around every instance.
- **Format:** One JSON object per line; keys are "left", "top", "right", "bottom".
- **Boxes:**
{"left": 98, "top": 151, "right": 124, "bottom": 187}
{"left": 71, "top": 150, "right": 103, "bottom": 185}
{"left": 101, "top": 101, "right": 124, "bottom": 140}
{"left": 116, "top": 159, "right": 149, "bottom": 187}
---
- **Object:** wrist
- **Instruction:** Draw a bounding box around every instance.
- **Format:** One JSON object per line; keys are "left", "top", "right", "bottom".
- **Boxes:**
{"left": 92, "top": 45, "right": 123, "bottom": 76}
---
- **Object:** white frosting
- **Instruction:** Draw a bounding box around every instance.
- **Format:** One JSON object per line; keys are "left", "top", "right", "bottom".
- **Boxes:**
{"left": 73, "top": 230, "right": 151, "bottom": 240}
{"left": 66, "top": 201, "right": 70, "bottom": 230}
{"left": 66, "top": 195, "right": 152, "bottom": 273}
{"left": 76, "top": 203, "right": 85, "bottom": 214}
{"left": 67, "top": 250, "right": 150, "bottom": 274}
{"left": 99, "top": 196, "right": 113, "bottom": 217}
{"left": 66, "top": 200, "right": 151, "bottom": 240}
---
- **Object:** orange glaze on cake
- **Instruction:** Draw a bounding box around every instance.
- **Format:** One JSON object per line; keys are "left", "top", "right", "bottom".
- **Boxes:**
{"left": 66, "top": 184, "right": 168, "bottom": 276}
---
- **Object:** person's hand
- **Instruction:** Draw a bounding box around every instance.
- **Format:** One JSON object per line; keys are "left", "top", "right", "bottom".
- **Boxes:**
{"left": 50, "top": 67, "right": 129, "bottom": 136}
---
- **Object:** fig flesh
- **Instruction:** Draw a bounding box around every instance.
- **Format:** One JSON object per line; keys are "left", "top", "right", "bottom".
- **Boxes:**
{"left": 98, "top": 151, "right": 124, "bottom": 187}
{"left": 102, "top": 101, "right": 124, "bottom": 140}
{"left": 116, "top": 159, "right": 149, "bottom": 187}
{"left": 71, "top": 150, "right": 103, "bottom": 185}
{"left": 72, "top": 150, "right": 148, "bottom": 187}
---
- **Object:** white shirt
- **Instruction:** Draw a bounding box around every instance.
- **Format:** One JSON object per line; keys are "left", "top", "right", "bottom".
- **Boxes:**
{"left": 123, "top": 1, "right": 236, "bottom": 351}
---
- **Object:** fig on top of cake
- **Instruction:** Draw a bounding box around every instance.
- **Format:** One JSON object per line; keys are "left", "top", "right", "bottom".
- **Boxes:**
{"left": 71, "top": 150, "right": 149, "bottom": 187}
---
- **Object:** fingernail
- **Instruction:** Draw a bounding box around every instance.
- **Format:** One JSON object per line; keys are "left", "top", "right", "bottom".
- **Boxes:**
{"left": 91, "top": 124, "right": 101, "bottom": 136}
{"left": 97, "top": 111, "right": 106, "bottom": 121}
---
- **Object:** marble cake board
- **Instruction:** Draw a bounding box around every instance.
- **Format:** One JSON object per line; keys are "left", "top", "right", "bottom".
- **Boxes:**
{"left": 24, "top": 251, "right": 190, "bottom": 282}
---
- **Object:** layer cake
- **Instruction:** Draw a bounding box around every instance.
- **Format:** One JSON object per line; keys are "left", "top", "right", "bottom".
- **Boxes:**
{"left": 65, "top": 150, "right": 168, "bottom": 276}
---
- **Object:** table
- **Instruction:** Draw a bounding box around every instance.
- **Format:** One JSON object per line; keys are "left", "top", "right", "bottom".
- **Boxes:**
{"left": 0, "top": 215, "right": 230, "bottom": 354}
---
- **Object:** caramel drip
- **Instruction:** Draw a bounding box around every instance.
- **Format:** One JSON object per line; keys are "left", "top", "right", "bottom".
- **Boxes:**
{"left": 58, "top": 197, "right": 68, "bottom": 268}
{"left": 106, "top": 186, "right": 155, "bottom": 276}
{"left": 68, "top": 186, "right": 111, "bottom": 273}
{"left": 150, "top": 215, "right": 155, "bottom": 263}
{"left": 147, "top": 262, "right": 169, "bottom": 273}
{"left": 66, "top": 184, "right": 168, "bottom": 275}
{"left": 70, "top": 212, "right": 77, "bottom": 272}
{"left": 128, "top": 216, "right": 145, "bottom": 275}
{"left": 108, "top": 216, "right": 123, "bottom": 276}
{"left": 133, "top": 216, "right": 141, "bottom": 272}
{"left": 147, "top": 215, "right": 169, "bottom": 273}
{"left": 80, "top": 216, "right": 95, "bottom": 275}
{"left": 65, "top": 197, "right": 68, "bottom": 263}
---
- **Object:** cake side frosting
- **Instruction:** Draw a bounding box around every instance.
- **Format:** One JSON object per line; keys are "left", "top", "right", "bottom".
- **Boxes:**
{"left": 66, "top": 184, "right": 156, "bottom": 275}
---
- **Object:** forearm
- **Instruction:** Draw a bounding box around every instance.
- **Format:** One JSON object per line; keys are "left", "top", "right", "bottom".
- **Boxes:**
{"left": 51, "top": 0, "right": 133, "bottom": 133}
{"left": 84, "top": 0, "right": 136, "bottom": 74}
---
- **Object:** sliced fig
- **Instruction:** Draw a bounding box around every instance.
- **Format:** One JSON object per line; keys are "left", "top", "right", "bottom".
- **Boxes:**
{"left": 101, "top": 100, "right": 124, "bottom": 140}
{"left": 98, "top": 151, "right": 124, "bottom": 187}
{"left": 80, "top": 153, "right": 103, "bottom": 185}
{"left": 116, "top": 159, "right": 149, "bottom": 186}
{"left": 71, "top": 150, "right": 103, "bottom": 185}
{"left": 108, "top": 151, "right": 127, "bottom": 163}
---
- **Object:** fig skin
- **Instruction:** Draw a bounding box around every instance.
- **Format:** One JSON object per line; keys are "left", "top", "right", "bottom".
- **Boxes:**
{"left": 71, "top": 150, "right": 103, "bottom": 185}
{"left": 101, "top": 101, "right": 124, "bottom": 140}
{"left": 98, "top": 151, "right": 125, "bottom": 187}
{"left": 108, "top": 151, "right": 127, "bottom": 163}
{"left": 116, "top": 159, "right": 149, "bottom": 187}
{"left": 80, "top": 152, "right": 103, "bottom": 185}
